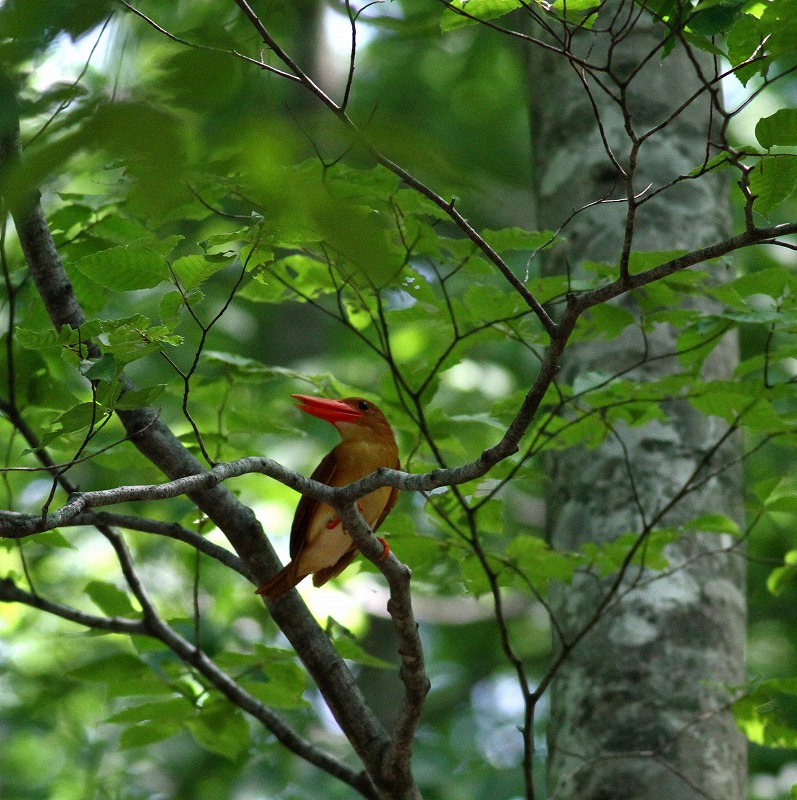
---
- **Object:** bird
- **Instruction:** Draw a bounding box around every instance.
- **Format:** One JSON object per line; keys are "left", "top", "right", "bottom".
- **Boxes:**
{"left": 255, "top": 394, "right": 400, "bottom": 599}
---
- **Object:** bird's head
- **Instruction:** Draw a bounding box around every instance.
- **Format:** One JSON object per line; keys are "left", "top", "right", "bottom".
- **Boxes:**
{"left": 292, "top": 394, "right": 395, "bottom": 442}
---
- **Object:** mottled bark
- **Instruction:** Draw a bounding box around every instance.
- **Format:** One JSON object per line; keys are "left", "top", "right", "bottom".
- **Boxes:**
{"left": 528, "top": 5, "right": 747, "bottom": 799}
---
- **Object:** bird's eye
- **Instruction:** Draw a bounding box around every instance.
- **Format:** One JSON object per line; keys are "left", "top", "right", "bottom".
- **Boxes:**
{"left": 358, "top": 401, "right": 370, "bottom": 411}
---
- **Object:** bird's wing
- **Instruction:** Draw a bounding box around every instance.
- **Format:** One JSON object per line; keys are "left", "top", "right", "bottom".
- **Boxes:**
{"left": 373, "top": 458, "right": 400, "bottom": 531}
{"left": 289, "top": 448, "right": 339, "bottom": 559}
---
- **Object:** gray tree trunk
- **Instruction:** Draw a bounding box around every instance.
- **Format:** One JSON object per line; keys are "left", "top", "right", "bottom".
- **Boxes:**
{"left": 527, "top": 5, "right": 747, "bottom": 799}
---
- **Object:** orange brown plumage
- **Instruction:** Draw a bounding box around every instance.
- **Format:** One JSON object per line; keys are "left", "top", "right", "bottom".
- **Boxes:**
{"left": 255, "top": 395, "right": 399, "bottom": 598}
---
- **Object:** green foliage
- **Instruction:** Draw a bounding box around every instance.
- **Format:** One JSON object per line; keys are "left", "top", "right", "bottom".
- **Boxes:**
{"left": 735, "top": 679, "right": 797, "bottom": 748}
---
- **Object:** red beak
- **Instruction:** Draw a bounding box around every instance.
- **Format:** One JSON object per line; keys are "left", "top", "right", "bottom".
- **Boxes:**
{"left": 292, "top": 394, "right": 362, "bottom": 425}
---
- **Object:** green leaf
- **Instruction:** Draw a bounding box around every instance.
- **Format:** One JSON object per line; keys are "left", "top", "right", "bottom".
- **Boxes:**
{"left": 577, "top": 303, "right": 636, "bottom": 341}
{"left": 72, "top": 244, "right": 170, "bottom": 290}
{"left": 581, "top": 529, "right": 679, "bottom": 575}
{"left": 756, "top": 108, "right": 797, "bottom": 149}
{"left": 627, "top": 249, "right": 688, "bottom": 274}
{"left": 107, "top": 698, "right": 195, "bottom": 724}
{"left": 460, "top": 551, "right": 505, "bottom": 597}
{"left": 44, "top": 403, "right": 106, "bottom": 442}
{"left": 333, "top": 637, "right": 394, "bottom": 669}
{"left": 728, "top": 265, "right": 796, "bottom": 299}
{"left": 85, "top": 581, "right": 139, "bottom": 617}
{"left": 69, "top": 653, "right": 150, "bottom": 683}
{"left": 171, "top": 253, "right": 234, "bottom": 290}
{"left": 767, "top": 564, "right": 797, "bottom": 597}
{"left": 242, "top": 254, "right": 332, "bottom": 303}
{"left": 749, "top": 156, "right": 797, "bottom": 218}
{"left": 214, "top": 647, "right": 309, "bottom": 710}
{"left": 687, "top": 3, "right": 743, "bottom": 35}
{"left": 765, "top": 496, "right": 797, "bottom": 514}
{"left": 685, "top": 513, "right": 739, "bottom": 536}
{"left": 107, "top": 677, "right": 175, "bottom": 698}
{"left": 441, "top": 0, "right": 523, "bottom": 31}
{"left": 15, "top": 326, "right": 60, "bottom": 350}
{"left": 83, "top": 353, "right": 119, "bottom": 382}
{"left": 239, "top": 677, "right": 310, "bottom": 710}
{"left": 114, "top": 384, "right": 166, "bottom": 410}
{"left": 726, "top": 11, "right": 766, "bottom": 84}
{"left": 185, "top": 699, "right": 250, "bottom": 760}
{"left": 33, "top": 530, "right": 75, "bottom": 549}
{"left": 506, "top": 535, "right": 580, "bottom": 585}
{"left": 119, "top": 719, "right": 183, "bottom": 750}
{"left": 734, "top": 681, "right": 797, "bottom": 748}
{"left": 479, "top": 227, "right": 555, "bottom": 253}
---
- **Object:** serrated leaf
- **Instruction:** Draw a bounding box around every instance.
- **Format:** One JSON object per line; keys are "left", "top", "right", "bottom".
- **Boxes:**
{"left": 72, "top": 244, "right": 169, "bottom": 290}
{"left": 506, "top": 535, "right": 580, "bottom": 584}
{"left": 85, "top": 580, "right": 139, "bottom": 617}
{"left": 15, "top": 327, "right": 61, "bottom": 350}
{"left": 749, "top": 156, "right": 797, "bottom": 217}
{"left": 159, "top": 290, "right": 186, "bottom": 324}
{"left": 171, "top": 253, "right": 234, "bottom": 290}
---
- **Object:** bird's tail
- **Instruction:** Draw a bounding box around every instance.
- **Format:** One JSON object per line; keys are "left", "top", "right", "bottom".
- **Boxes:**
{"left": 255, "top": 563, "right": 302, "bottom": 598}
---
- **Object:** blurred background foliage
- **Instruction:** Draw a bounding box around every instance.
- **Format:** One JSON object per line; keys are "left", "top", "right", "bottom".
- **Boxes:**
{"left": 0, "top": 0, "right": 796, "bottom": 798}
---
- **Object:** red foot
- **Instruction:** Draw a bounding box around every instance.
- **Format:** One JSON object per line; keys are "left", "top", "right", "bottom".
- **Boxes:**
{"left": 326, "top": 503, "right": 366, "bottom": 530}
{"left": 377, "top": 537, "right": 390, "bottom": 561}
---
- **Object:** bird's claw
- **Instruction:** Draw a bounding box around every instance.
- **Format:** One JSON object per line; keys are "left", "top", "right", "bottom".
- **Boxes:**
{"left": 326, "top": 502, "right": 366, "bottom": 530}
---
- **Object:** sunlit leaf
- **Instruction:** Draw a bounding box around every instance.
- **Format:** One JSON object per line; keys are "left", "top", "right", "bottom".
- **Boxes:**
{"left": 441, "top": 0, "right": 523, "bottom": 31}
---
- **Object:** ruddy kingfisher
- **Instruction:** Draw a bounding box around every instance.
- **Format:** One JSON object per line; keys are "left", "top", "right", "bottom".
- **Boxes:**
{"left": 256, "top": 394, "right": 400, "bottom": 598}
